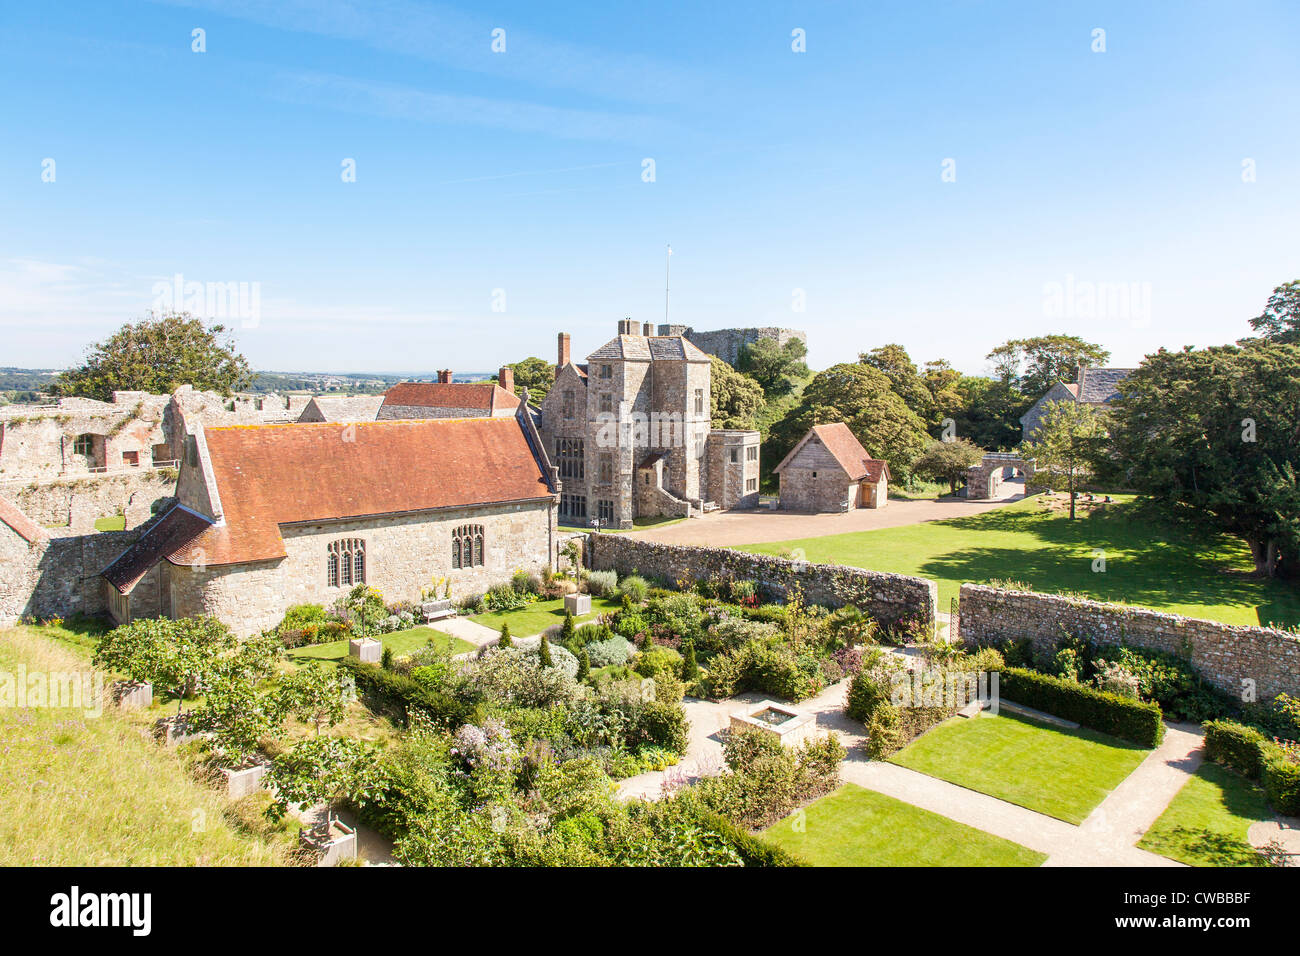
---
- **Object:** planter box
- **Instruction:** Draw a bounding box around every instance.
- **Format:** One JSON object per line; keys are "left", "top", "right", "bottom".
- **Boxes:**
{"left": 564, "top": 593, "right": 592, "bottom": 616}
{"left": 219, "top": 760, "right": 270, "bottom": 799}
{"left": 111, "top": 680, "right": 152, "bottom": 711}
{"left": 729, "top": 700, "right": 816, "bottom": 748}
{"left": 349, "top": 638, "right": 382, "bottom": 664}
{"left": 301, "top": 820, "right": 358, "bottom": 867}
{"left": 421, "top": 599, "right": 456, "bottom": 622}
{"left": 153, "top": 713, "right": 200, "bottom": 746}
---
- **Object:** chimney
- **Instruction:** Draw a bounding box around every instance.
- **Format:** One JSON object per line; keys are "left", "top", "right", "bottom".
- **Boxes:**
{"left": 498, "top": 365, "right": 514, "bottom": 393}
{"left": 557, "top": 332, "right": 571, "bottom": 368}
{"left": 618, "top": 317, "right": 637, "bottom": 335}
{"left": 437, "top": 369, "right": 452, "bottom": 384}
{"left": 642, "top": 321, "right": 652, "bottom": 336}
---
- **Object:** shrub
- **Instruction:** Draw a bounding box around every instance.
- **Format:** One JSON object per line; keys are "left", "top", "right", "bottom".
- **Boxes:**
{"left": 999, "top": 668, "right": 1165, "bottom": 747}
{"left": 845, "top": 652, "right": 902, "bottom": 724}
{"left": 634, "top": 646, "right": 683, "bottom": 682}
{"left": 701, "top": 647, "right": 748, "bottom": 698}
{"left": 681, "top": 641, "right": 699, "bottom": 682}
{"left": 498, "top": 623, "right": 512, "bottom": 648}
{"left": 639, "top": 700, "right": 690, "bottom": 753}
{"left": 278, "top": 604, "right": 327, "bottom": 631}
{"left": 619, "top": 574, "right": 649, "bottom": 604}
{"left": 863, "top": 704, "right": 902, "bottom": 759}
{"left": 1204, "top": 720, "right": 1267, "bottom": 778}
{"left": 459, "top": 645, "right": 583, "bottom": 707}
{"left": 585, "top": 569, "right": 618, "bottom": 597}
{"left": 746, "top": 643, "right": 822, "bottom": 702}
{"left": 690, "top": 810, "right": 807, "bottom": 866}
{"left": 1262, "top": 746, "right": 1300, "bottom": 816}
{"left": 340, "top": 657, "right": 468, "bottom": 728}
{"left": 585, "top": 635, "right": 633, "bottom": 669}
{"left": 484, "top": 582, "right": 528, "bottom": 612}
{"left": 511, "top": 569, "right": 542, "bottom": 595}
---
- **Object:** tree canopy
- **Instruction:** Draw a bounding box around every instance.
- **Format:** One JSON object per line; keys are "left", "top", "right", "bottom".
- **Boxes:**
{"left": 1246, "top": 280, "right": 1300, "bottom": 344}
{"left": 737, "top": 338, "right": 809, "bottom": 397}
{"left": 767, "top": 362, "right": 930, "bottom": 482}
{"left": 1020, "top": 400, "right": 1108, "bottom": 519}
{"left": 508, "top": 356, "right": 556, "bottom": 403}
{"left": 913, "top": 437, "right": 985, "bottom": 495}
{"left": 986, "top": 334, "right": 1111, "bottom": 398}
{"left": 1108, "top": 342, "right": 1300, "bottom": 576}
{"left": 54, "top": 312, "right": 252, "bottom": 400}
{"left": 709, "top": 355, "right": 765, "bottom": 430}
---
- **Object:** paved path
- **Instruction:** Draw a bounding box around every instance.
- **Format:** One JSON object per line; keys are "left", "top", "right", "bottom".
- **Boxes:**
{"left": 624, "top": 487, "right": 1025, "bottom": 548}
{"left": 436, "top": 616, "right": 504, "bottom": 648}
{"left": 620, "top": 676, "right": 1202, "bottom": 866}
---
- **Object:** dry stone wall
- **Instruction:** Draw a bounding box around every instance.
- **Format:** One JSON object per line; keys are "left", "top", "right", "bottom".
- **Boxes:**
{"left": 958, "top": 583, "right": 1300, "bottom": 702}
{"left": 587, "top": 533, "right": 936, "bottom": 632}
{"left": 9, "top": 470, "right": 175, "bottom": 527}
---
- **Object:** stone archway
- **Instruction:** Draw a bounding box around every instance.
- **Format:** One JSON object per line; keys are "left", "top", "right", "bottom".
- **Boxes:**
{"left": 965, "top": 453, "right": 1035, "bottom": 500}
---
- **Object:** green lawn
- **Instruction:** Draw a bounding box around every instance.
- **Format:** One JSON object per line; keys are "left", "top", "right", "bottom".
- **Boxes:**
{"left": 743, "top": 496, "right": 1300, "bottom": 627}
{"left": 286, "top": 625, "right": 472, "bottom": 669}
{"left": 1138, "top": 763, "right": 1272, "bottom": 867}
{"left": 763, "top": 784, "right": 1045, "bottom": 866}
{"left": 889, "top": 713, "right": 1149, "bottom": 824}
{"left": 471, "top": 595, "right": 622, "bottom": 636}
{"left": 94, "top": 514, "right": 126, "bottom": 532}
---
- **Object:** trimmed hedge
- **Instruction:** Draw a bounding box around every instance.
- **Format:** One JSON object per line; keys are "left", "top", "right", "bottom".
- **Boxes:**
{"left": 340, "top": 657, "right": 468, "bottom": 728}
{"left": 694, "top": 810, "right": 808, "bottom": 867}
{"left": 1000, "top": 668, "right": 1165, "bottom": 747}
{"left": 1204, "top": 720, "right": 1267, "bottom": 778}
{"left": 1202, "top": 718, "right": 1300, "bottom": 816}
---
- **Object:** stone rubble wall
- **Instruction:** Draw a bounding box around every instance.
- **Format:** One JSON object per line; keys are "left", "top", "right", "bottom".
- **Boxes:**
{"left": 587, "top": 533, "right": 936, "bottom": 632}
{"left": 958, "top": 583, "right": 1300, "bottom": 702}
{"left": 671, "top": 327, "right": 807, "bottom": 368}
{"left": 0, "top": 527, "right": 155, "bottom": 626}
{"left": 8, "top": 470, "right": 176, "bottom": 527}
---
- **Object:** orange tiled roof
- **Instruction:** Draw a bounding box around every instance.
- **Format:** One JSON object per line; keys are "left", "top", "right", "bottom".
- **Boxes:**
{"left": 807, "top": 423, "right": 892, "bottom": 482}
{"left": 0, "top": 495, "right": 46, "bottom": 544}
{"left": 382, "top": 381, "right": 520, "bottom": 412}
{"left": 174, "top": 417, "right": 553, "bottom": 565}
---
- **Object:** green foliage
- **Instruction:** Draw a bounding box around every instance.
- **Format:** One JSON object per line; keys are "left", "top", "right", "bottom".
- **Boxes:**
{"left": 53, "top": 311, "right": 252, "bottom": 400}
{"left": 1204, "top": 720, "right": 1268, "bottom": 778}
{"left": 498, "top": 623, "right": 512, "bottom": 648}
{"left": 266, "top": 736, "right": 385, "bottom": 824}
{"left": 986, "top": 334, "right": 1111, "bottom": 399}
{"left": 94, "top": 616, "right": 237, "bottom": 714}
{"left": 999, "top": 667, "right": 1165, "bottom": 747}
{"left": 340, "top": 657, "right": 468, "bottom": 728}
{"left": 1261, "top": 748, "right": 1300, "bottom": 816}
{"left": 912, "top": 438, "right": 985, "bottom": 495}
{"left": 634, "top": 645, "right": 682, "bottom": 682}
{"left": 576, "top": 647, "right": 590, "bottom": 682}
{"left": 738, "top": 337, "right": 810, "bottom": 397}
{"left": 1020, "top": 399, "right": 1108, "bottom": 517}
{"left": 618, "top": 574, "right": 649, "bottom": 604}
{"left": 538, "top": 631, "right": 554, "bottom": 668}
{"left": 710, "top": 355, "right": 766, "bottom": 429}
{"left": 275, "top": 662, "right": 354, "bottom": 736}
{"left": 681, "top": 641, "right": 699, "bottom": 682}
{"left": 1246, "top": 279, "right": 1300, "bottom": 343}
{"left": 508, "top": 356, "right": 555, "bottom": 403}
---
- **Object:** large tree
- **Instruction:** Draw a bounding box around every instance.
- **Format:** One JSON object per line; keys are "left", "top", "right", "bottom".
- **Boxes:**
{"left": 946, "top": 375, "right": 1025, "bottom": 451}
{"left": 767, "top": 362, "right": 929, "bottom": 482}
{"left": 54, "top": 311, "right": 252, "bottom": 400}
{"left": 1247, "top": 280, "right": 1300, "bottom": 344}
{"left": 912, "top": 437, "right": 985, "bottom": 495}
{"left": 1109, "top": 342, "right": 1300, "bottom": 576}
{"left": 737, "top": 337, "right": 809, "bottom": 397}
{"left": 986, "top": 334, "right": 1111, "bottom": 398}
{"left": 709, "top": 355, "right": 764, "bottom": 430}
{"left": 508, "top": 356, "right": 555, "bottom": 403}
{"left": 1020, "top": 400, "right": 1108, "bottom": 519}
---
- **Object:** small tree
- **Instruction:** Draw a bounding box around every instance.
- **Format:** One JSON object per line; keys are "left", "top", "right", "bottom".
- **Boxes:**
{"left": 559, "top": 611, "right": 575, "bottom": 647}
{"left": 341, "top": 584, "right": 386, "bottom": 638}
{"left": 266, "top": 737, "right": 384, "bottom": 830}
{"left": 538, "top": 630, "right": 554, "bottom": 668}
{"left": 1022, "top": 400, "right": 1108, "bottom": 519}
{"left": 94, "top": 616, "right": 236, "bottom": 715}
{"left": 912, "top": 438, "right": 985, "bottom": 496}
{"left": 498, "top": 623, "right": 512, "bottom": 648}
{"left": 191, "top": 633, "right": 284, "bottom": 764}
{"left": 275, "top": 663, "right": 354, "bottom": 736}
{"left": 576, "top": 647, "right": 591, "bottom": 682}
{"left": 681, "top": 641, "right": 699, "bottom": 682}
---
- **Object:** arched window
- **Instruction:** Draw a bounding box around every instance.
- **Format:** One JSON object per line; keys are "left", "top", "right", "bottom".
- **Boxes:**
{"left": 328, "top": 539, "right": 365, "bottom": 586}
{"left": 452, "top": 524, "right": 485, "bottom": 568}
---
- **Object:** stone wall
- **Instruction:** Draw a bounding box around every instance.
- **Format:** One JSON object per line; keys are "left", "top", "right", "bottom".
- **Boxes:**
{"left": 587, "top": 534, "right": 937, "bottom": 632}
{"left": 666, "top": 326, "right": 807, "bottom": 368}
{"left": 958, "top": 583, "right": 1300, "bottom": 702}
{"left": 8, "top": 470, "right": 176, "bottom": 527}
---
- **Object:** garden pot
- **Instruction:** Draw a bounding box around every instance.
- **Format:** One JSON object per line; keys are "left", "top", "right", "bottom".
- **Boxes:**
{"left": 218, "top": 759, "right": 270, "bottom": 799}
{"left": 301, "top": 820, "right": 358, "bottom": 867}
{"left": 564, "top": 593, "right": 592, "bottom": 616}
{"left": 153, "top": 713, "right": 199, "bottom": 746}
{"left": 111, "top": 680, "right": 152, "bottom": 712}
{"left": 348, "top": 638, "right": 382, "bottom": 664}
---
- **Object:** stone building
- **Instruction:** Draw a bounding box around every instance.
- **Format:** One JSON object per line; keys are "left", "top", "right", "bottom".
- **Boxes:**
{"left": 773, "top": 423, "right": 890, "bottom": 512}
{"left": 656, "top": 325, "right": 806, "bottom": 368}
{"left": 377, "top": 368, "right": 521, "bottom": 420}
{"left": 1020, "top": 367, "right": 1134, "bottom": 440}
{"left": 537, "top": 321, "right": 760, "bottom": 529}
{"left": 100, "top": 409, "right": 560, "bottom": 635}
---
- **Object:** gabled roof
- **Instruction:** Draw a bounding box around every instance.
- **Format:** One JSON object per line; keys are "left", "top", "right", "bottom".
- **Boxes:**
{"left": 1019, "top": 381, "right": 1078, "bottom": 424}
{"left": 1076, "top": 367, "right": 1134, "bottom": 405}
{"left": 101, "top": 504, "right": 213, "bottom": 594}
{"left": 170, "top": 417, "right": 553, "bottom": 565}
{"left": 773, "top": 422, "right": 891, "bottom": 482}
{"left": 0, "top": 495, "right": 46, "bottom": 544}
{"left": 302, "top": 395, "right": 384, "bottom": 422}
{"left": 381, "top": 382, "right": 520, "bottom": 413}
{"left": 586, "top": 335, "right": 711, "bottom": 363}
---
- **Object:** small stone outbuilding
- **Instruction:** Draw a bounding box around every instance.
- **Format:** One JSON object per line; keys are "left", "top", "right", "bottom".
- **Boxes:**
{"left": 774, "top": 423, "right": 890, "bottom": 512}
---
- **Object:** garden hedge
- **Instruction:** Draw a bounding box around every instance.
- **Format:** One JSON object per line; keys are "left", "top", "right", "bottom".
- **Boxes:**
{"left": 999, "top": 668, "right": 1165, "bottom": 747}
{"left": 694, "top": 811, "right": 808, "bottom": 867}
{"left": 1203, "top": 720, "right": 1267, "bottom": 778}
{"left": 1202, "top": 718, "right": 1300, "bottom": 816}
{"left": 340, "top": 657, "right": 468, "bottom": 728}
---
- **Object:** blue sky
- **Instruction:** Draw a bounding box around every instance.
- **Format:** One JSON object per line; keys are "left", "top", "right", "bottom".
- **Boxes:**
{"left": 2, "top": 0, "right": 1297, "bottom": 376}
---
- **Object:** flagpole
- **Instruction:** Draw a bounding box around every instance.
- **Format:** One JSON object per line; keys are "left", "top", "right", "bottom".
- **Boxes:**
{"left": 664, "top": 243, "right": 672, "bottom": 326}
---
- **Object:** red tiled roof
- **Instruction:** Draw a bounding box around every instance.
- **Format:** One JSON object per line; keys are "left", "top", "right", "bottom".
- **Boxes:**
{"left": 382, "top": 381, "right": 520, "bottom": 412}
{"left": 102, "top": 505, "right": 212, "bottom": 594}
{"left": 780, "top": 423, "right": 891, "bottom": 482}
{"left": 179, "top": 417, "right": 552, "bottom": 565}
{"left": 0, "top": 495, "right": 45, "bottom": 544}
